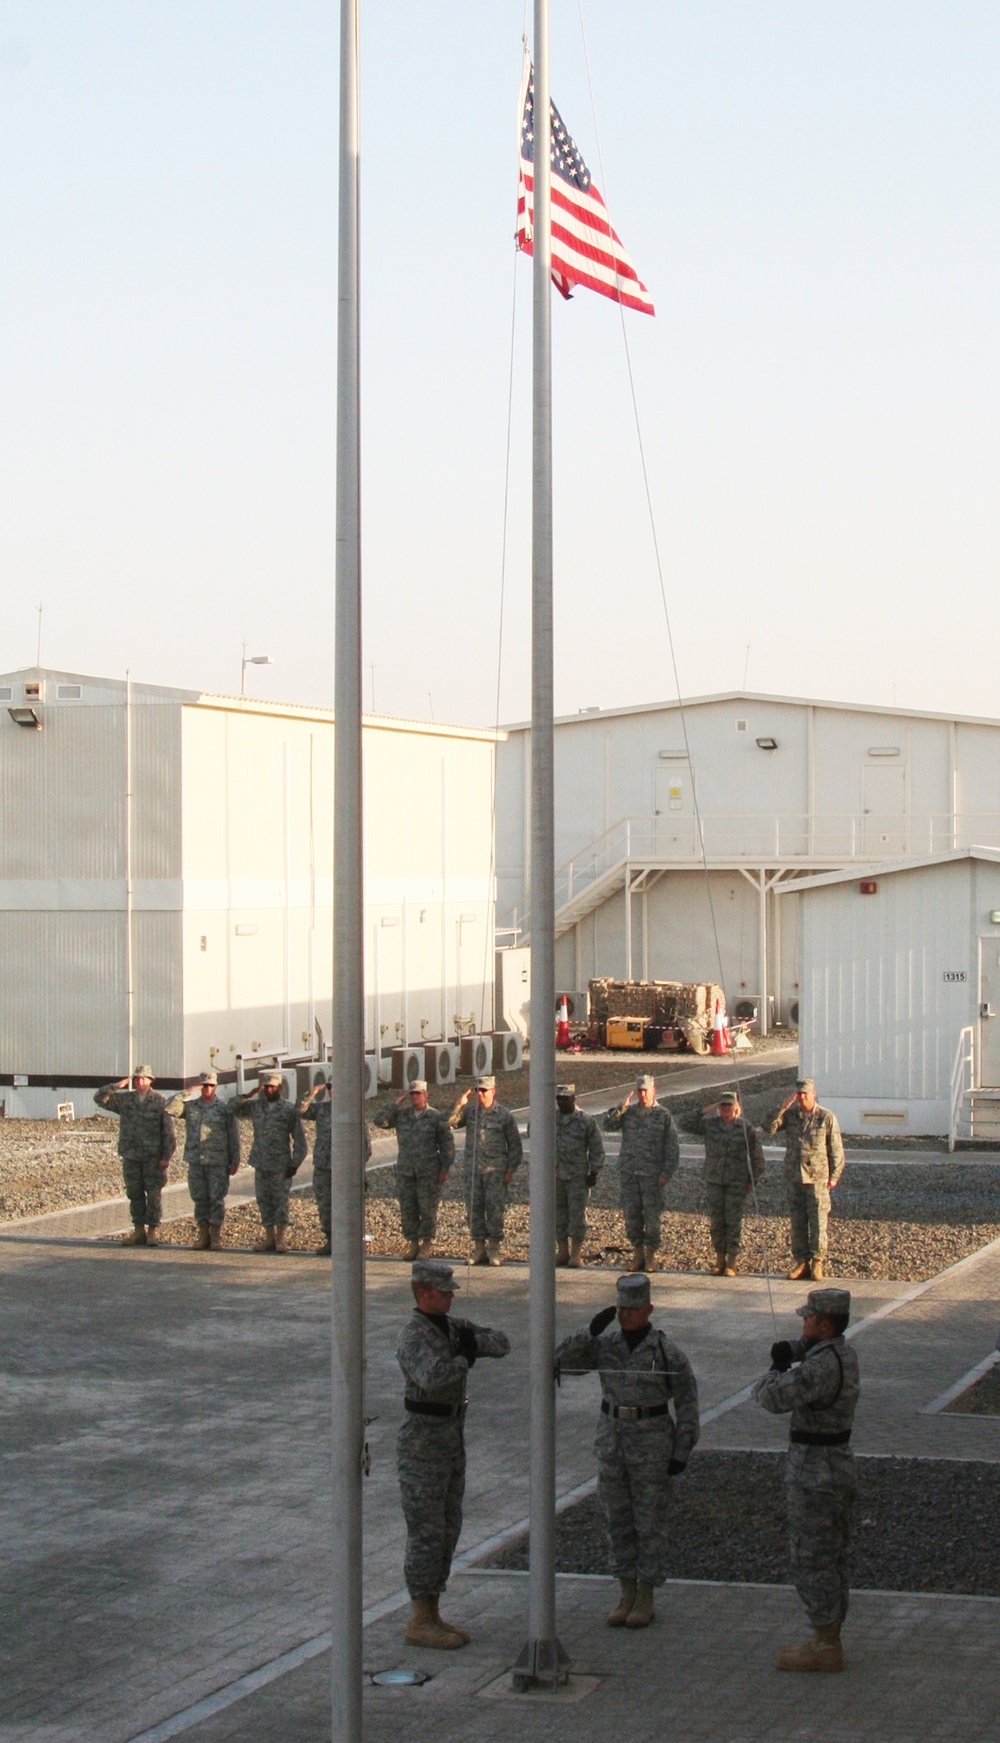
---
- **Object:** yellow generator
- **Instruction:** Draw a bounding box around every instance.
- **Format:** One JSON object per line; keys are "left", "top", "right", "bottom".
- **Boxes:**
{"left": 605, "top": 1017, "right": 647, "bottom": 1050}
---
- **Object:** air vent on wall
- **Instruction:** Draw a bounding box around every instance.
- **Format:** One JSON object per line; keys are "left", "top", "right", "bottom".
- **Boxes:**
{"left": 735, "top": 718, "right": 748, "bottom": 732}
{"left": 57, "top": 684, "right": 82, "bottom": 700}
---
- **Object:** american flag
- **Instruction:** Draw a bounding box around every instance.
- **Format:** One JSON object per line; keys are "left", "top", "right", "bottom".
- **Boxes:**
{"left": 516, "top": 57, "right": 654, "bottom": 316}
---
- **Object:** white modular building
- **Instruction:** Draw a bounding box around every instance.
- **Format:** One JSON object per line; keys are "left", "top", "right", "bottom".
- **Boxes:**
{"left": 0, "top": 669, "right": 498, "bottom": 1115}
{"left": 786, "top": 849, "right": 1000, "bottom": 1139}
{"left": 495, "top": 692, "right": 1000, "bottom": 1030}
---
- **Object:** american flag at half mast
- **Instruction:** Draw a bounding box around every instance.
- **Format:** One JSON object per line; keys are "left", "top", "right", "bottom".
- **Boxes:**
{"left": 516, "top": 56, "right": 654, "bottom": 316}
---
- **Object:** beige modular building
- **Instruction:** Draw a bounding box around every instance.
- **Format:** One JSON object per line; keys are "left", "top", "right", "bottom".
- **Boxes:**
{"left": 0, "top": 669, "right": 498, "bottom": 1115}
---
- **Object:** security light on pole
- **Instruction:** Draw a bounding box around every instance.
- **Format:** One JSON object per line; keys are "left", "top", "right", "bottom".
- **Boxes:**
{"left": 240, "top": 643, "right": 274, "bottom": 694}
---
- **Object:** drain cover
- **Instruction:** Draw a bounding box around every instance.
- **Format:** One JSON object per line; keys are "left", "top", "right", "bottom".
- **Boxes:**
{"left": 370, "top": 1669, "right": 430, "bottom": 1687}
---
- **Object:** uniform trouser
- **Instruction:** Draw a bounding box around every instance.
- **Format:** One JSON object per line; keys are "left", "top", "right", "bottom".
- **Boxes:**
{"left": 397, "top": 1415, "right": 466, "bottom": 1598}
{"left": 707, "top": 1181, "right": 749, "bottom": 1255}
{"left": 254, "top": 1166, "right": 292, "bottom": 1228}
{"left": 556, "top": 1175, "right": 590, "bottom": 1243}
{"left": 313, "top": 1162, "right": 331, "bottom": 1234}
{"left": 620, "top": 1169, "right": 664, "bottom": 1250}
{"left": 596, "top": 1421, "right": 674, "bottom": 1587}
{"left": 788, "top": 1179, "right": 831, "bottom": 1262}
{"left": 466, "top": 1167, "right": 508, "bottom": 1241}
{"left": 397, "top": 1165, "right": 442, "bottom": 1242}
{"left": 787, "top": 1458, "right": 857, "bottom": 1627}
{"left": 122, "top": 1155, "right": 165, "bottom": 1228}
{"left": 188, "top": 1161, "right": 231, "bottom": 1226}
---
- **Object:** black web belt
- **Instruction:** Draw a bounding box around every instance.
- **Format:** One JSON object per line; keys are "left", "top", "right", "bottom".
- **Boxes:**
{"left": 405, "top": 1399, "right": 465, "bottom": 1420}
{"left": 601, "top": 1400, "right": 671, "bottom": 1422}
{"left": 790, "top": 1429, "right": 852, "bottom": 1446}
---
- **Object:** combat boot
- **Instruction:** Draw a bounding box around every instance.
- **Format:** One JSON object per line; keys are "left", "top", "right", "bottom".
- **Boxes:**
{"left": 416, "top": 1238, "right": 435, "bottom": 1259}
{"left": 471, "top": 1240, "right": 489, "bottom": 1265}
{"left": 315, "top": 1235, "right": 332, "bottom": 1256}
{"left": 809, "top": 1259, "right": 824, "bottom": 1281}
{"left": 555, "top": 1238, "right": 570, "bottom": 1267}
{"left": 786, "top": 1260, "right": 809, "bottom": 1280}
{"left": 568, "top": 1239, "right": 585, "bottom": 1269}
{"left": 194, "top": 1222, "right": 211, "bottom": 1250}
{"left": 606, "top": 1578, "right": 637, "bottom": 1626}
{"left": 711, "top": 1252, "right": 726, "bottom": 1276}
{"left": 625, "top": 1581, "right": 655, "bottom": 1628}
{"left": 777, "top": 1624, "right": 843, "bottom": 1672}
{"left": 486, "top": 1239, "right": 502, "bottom": 1267}
{"left": 628, "top": 1245, "right": 645, "bottom": 1273}
{"left": 723, "top": 1254, "right": 737, "bottom": 1277}
{"left": 403, "top": 1597, "right": 464, "bottom": 1650}
{"left": 430, "top": 1598, "right": 470, "bottom": 1644}
{"left": 145, "top": 1226, "right": 159, "bottom": 1247}
{"left": 644, "top": 1249, "right": 659, "bottom": 1273}
{"left": 123, "top": 1225, "right": 147, "bottom": 1247}
{"left": 272, "top": 1226, "right": 288, "bottom": 1253}
{"left": 254, "top": 1226, "right": 276, "bottom": 1253}
{"left": 403, "top": 1240, "right": 419, "bottom": 1261}
{"left": 208, "top": 1225, "right": 223, "bottom": 1251}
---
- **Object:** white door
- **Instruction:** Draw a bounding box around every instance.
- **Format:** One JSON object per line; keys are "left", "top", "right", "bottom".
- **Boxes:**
{"left": 862, "top": 764, "right": 906, "bottom": 856}
{"left": 654, "top": 764, "right": 696, "bottom": 855}
{"left": 979, "top": 938, "right": 1000, "bottom": 1087}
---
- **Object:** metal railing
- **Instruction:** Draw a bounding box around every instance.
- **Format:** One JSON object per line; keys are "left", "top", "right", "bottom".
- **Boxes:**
{"left": 949, "top": 1024, "right": 975, "bottom": 1152}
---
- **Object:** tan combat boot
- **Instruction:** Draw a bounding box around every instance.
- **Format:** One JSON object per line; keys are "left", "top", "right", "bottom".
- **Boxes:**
{"left": 628, "top": 1245, "right": 646, "bottom": 1273}
{"left": 723, "top": 1254, "right": 737, "bottom": 1277}
{"left": 644, "top": 1249, "right": 659, "bottom": 1274}
{"left": 315, "top": 1235, "right": 332, "bottom": 1256}
{"left": 606, "top": 1578, "right": 637, "bottom": 1626}
{"left": 123, "top": 1226, "right": 147, "bottom": 1247}
{"left": 625, "top": 1581, "right": 655, "bottom": 1628}
{"left": 810, "top": 1260, "right": 824, "bottom": 1281}
{"left": 471, "top": 1240, "right": 489, "bottom": 1265}
{"left": 486, "top": 1239, "right": 502, "bottom": 1267}
{"left": 254, "top": 1225, "right": 276, "bottom": 1253}
{"left": 777, "top": 1624, "right": 843, "bottom": 1672}
{"left": 787, "top": 1260, "right": 809, "bottom": 1280}
{"left": 555, "top": 1238, "right": 570, "bottom": 1267}
{"left": 145, "top": 1226, "right": 159, "bottom": 1247}
{"left": 403, "top": 1597, "right": 465, "bottom": 1650}
{"left": 194, "top": 1222, "right": 210, "bottom": 1250}
{"left": 403, "top": 1240, "right": 419, "bottom": 1261}
{"left": 429, "top": 1598, "right": 470, "bottom": 1644}
{"left": 416, "top": 1238, "right": 435, "bottom": 1259}
{"left": 272, "top": 1226, "right": 288, "bottom": 1254}
{"left": 711, "top": 1252, "right": 726, "bottom": 1276}
{"left": 208, "top": 1225, "right": 223, "bottom": 1251}
{"left": 568, "top": 1239, "right": 585, "bottom": 1269}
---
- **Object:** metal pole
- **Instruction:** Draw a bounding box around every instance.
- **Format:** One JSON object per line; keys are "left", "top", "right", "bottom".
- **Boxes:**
{"left": 125, "top": 670, "right": 134, "bottom": 1079}
{"left": 514, "top": 0, "right": 568, "bottom": 1690}
{"left": 331, "top": 0, "right": 365, "bottom": 1737}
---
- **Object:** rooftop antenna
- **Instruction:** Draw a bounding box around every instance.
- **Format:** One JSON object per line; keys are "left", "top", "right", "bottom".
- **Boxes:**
{"left": 742, "top": 642, "right": 750, "bottom": 690}
{"left": 36, "top": 604, "right": 43, "bottom": 666}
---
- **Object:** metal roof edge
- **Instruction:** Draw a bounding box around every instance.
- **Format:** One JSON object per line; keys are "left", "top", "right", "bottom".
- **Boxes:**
{"left": 501, "top": 691, "right": 1000, "bottom": 734}
{"left": 775, "top": 846, "right": 1000, "bottom": 895}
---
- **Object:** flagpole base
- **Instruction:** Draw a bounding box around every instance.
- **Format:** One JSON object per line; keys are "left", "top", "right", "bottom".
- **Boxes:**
{"left": 511, "top": 1636, "right": 571, "bottom": 1692}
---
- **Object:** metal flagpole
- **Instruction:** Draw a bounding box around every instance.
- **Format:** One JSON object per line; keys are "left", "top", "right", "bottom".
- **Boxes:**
{"left": 514, "top": 0, "right": 568, "bottom": 1690}
{"left": 331, "top": 0, "right": 365, "bottom": 1738}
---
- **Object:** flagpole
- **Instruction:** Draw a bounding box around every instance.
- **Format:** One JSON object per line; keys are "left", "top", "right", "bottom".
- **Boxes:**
{"left": 514, "top": 0, "right": 568, "bottom": 1691}
{"left": 331, "top": 0, "right": 365, "bottom": 1738}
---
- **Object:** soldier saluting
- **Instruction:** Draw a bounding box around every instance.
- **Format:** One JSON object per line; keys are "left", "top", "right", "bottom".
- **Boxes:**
{"left": 166, "top": 1070, "right": 240, "bottom": 1250}
{"left": 685, "top": 1090, "right": 764, "bottom": 1276}
{"left": 95, "top": 1064, "right": 175, "bottom": 1247}
{"left": 765, "top": 1077, "right": 844, "bottom": 1281}
{"left": 554, "top": 1082, "right": 604, "bottom": 1268}
{"left": 603, "top": 1074, "right": 679, "bottom": 1273}
{"left": 373, "top": 1079, "right": 455, "bottom": 1260}
{"left": 447, "top": 1075, "right": 523, "bottom": 1266}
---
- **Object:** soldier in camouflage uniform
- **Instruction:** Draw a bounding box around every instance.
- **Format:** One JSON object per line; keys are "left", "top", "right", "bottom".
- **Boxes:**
{"left": 447, "top": 1075, "right": 523, "bottom": 1265}
{"left": 373, "top": 1080, "right": 455, "bottom": 1260}
{"left": 166, "top": 1070, "right": 240, "bottom": 1250}
{"left": 554, "top": 1082, "right": 605, "bottom": 1268}
{"left": 396, "top": 1258, "right": 511, "bottom": 1649}
{"left": 764, "top": 1078, "right": 845, "bottom": 1281}
{"left": 95, "top": 1064, "right": 175, "bottom": 1246}
{"left": 753, "top": 1286, "right": 860, "bottom": 1672}
{"left": 603, "top": 1074, "right": 679, "bottom": 1272}
{"left": 685, "top": 1090, "right": 764, "bottom": 1276}
{"left": 299, "top": 1071, "right": 371, "bottom": 1257}
{"left": 234, "top": 1070, "right": 307, "bottom": 1253}
{"left": 556, "top": 1272, "right": 700, "bottom": 1629}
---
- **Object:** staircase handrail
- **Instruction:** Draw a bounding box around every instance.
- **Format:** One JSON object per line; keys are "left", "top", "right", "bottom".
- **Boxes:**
{"left": 949, "top": 1024, "right": 975, "bottom": 1152}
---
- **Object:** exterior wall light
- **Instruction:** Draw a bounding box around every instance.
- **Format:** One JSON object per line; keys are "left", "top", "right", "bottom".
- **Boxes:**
{"left": 8, "top": 707, "right": 41, "bottom": 729}
{"left": 755, "top": 736, "right": 778, "bottom": 751}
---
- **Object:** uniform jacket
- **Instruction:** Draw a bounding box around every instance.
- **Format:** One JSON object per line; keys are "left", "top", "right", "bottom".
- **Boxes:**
{"left": 556, "top": 1319, "right": 700, "bottom": 1460}
{"left": 301, "top": 1099, "right": 372, "bottom": 1171}
{"left": 687, "top": 1110, "right": 765, "bottom": 1189}
{"left": 752, "top": 1335, "right": 860, "bottom": 1486}
{"left": 373, "top": 1103, "right": 455, "bottom": 1177}
{"left": 449, "top": 1100, "right": 523, "bottom": 1175}
{"left": 233, "top": 1094, "right": 307, "bottom": 1172}
{"left": 166, "top": 1095, "right": 240, "bottom": 1170}
{"left": 396, "top": 1309, "right": 510, "bottom": 1412}
{"left": 765, "top": 1103, "right": 845, "bottom": 1189}
{"left": 94, "top": 1086, "right": 176, "bottom": 1165}
{"left": 603, "top": 1101, "right": 679, "bottom": 1181}
{"left": 555, "top": 1108, "right": 605, "bottom": 1182}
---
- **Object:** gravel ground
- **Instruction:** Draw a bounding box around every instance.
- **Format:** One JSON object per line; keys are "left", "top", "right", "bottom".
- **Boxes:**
{"left": 944, "top": 1360, "right": 1000, "bottom": 1415}
{"left": 0, "top": 1117, "right": 190, "bottom": 1221}
{"left": 485, "top": 1452, "right": 1000, "bottom": 1596}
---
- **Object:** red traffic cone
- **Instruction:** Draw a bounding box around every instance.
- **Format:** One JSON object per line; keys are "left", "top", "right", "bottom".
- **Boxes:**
{"left": 709, "top": 998, "right": 729, "bottom": 1055}
{"left": 556, "top": 995, "right": 571, "bottom": 1048}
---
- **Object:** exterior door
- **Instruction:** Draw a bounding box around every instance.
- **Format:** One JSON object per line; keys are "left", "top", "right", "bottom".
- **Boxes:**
{"left": 654, "top": 763, "right": 695, "bottom": 855}
{"left": 862, "top": 763, "right": 906, "bottom": 856}
{"left": 979, "top": 938, "right": 1000, "bottom": 1087}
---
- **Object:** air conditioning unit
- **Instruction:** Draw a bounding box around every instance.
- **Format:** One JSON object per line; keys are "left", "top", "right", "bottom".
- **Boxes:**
{"left": 377, "top": 1050, "right": 394, "bottom": 1084}
{"left": 391, "top": 1046, "right": 425, "bottom": 1089}
{"left": 363, "top": 1055, "right": 379, "bottom": 1099}
{"left": 308, "top": 1063, "right": 330, "bottom": 1093}
{"left": 459, "top": 1034, "right": 493, "bottom": 1078}
{"left": 555, "top": 989, "right": 590, "bottom": 1022}
{"left": 424, "top": 1042, "right": 457, "bottom": 1086}
{"left": 492, "top": 1031, "right": 523, "bottom": 1073}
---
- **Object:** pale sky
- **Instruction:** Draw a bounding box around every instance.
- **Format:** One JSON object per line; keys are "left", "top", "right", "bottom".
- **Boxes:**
{"left": 3, "top": 3, "right": 999, "bottom": 727}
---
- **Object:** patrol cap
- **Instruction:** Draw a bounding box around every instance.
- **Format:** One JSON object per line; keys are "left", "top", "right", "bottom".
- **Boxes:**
{"left": 556, "top": 1083, "right": 576, "bottom": 1097}
{"left": 796, "top": 1077, "right": 816, "bottom": 1093}
{"left": 636, "top": 1073, "right": 656, "bottom": 1091}
{"left": 796, "top": 1287, "right": 850, "bottom": 1321}
{"left": 263, "top": 1070, "right": 284, "bottom": 1087}
{"left": 133, "top": 1064, "right": 154, "bottom": 1081}
{"left": 616, "top": 1273, "right": 651, "bottom": 1308}
{"left": 411, "top": 1259, "right": 460, "bottom": 1292}
{"left": 199, "top": 1070, "right": 218, "bottom": 1086}
{"left": 718, "top": 1091, "right": 738, "bottom": 1106}
{"left": 410, "top": 1079, "right": 428, "bottom": 1093}
{"left": 475, "top": 1075, "right": 496, "bottom": 1090}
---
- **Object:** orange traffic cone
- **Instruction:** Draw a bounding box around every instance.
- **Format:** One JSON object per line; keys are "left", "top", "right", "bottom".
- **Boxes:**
{"left": 709, "top": 998, "right": 730, "bottom": 1055}
{"left": 556, "top": 995, "right": 571, "bottom": 1048}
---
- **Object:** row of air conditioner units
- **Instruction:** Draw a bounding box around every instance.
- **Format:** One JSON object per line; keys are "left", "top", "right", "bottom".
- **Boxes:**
{"left": 363, "top": 1032, "right": 523, "bottom": 1099}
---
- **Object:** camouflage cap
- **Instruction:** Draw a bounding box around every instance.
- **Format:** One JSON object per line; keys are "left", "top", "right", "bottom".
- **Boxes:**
{"left": 796, "top": 1077, "right": 816, "bottom": 1092}
{"left": 133, "top": 1064, "right": 154, "bottom": 1080}
{"left": 556, "top": 1083, "right": 576, "bottom": 1097}
{"left": 263, "top": 1070, "right": 284, "bottom": 1087}
{"left": 199, "top": 1070, "right": 218, "bottom": 1086}
{"left": 718, "top": 1091, "right": 738, "bottom": 1106}
{"left": 475, "top": 1075, "right": 496, "bottom": 1090}
{"left": 412, "top": 1258, "right": 460, "bottom": 1292}
{"left": 410, "top": 1079, "right": 428, "bottom": 1093}
{"left": 616, "top": 1273, "right": 651, "bottom": 1308}
{"left": 796, "top": 1287, "right": 851, "bottom": 1321}
{"left": 636, "top": 1073, "right": 656, "bottom": 1091}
